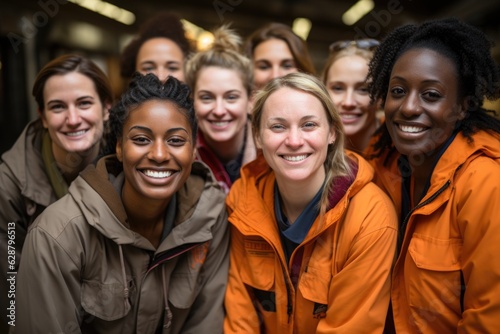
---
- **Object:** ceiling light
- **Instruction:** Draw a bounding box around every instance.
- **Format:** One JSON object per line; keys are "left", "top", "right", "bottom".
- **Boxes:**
{"left": 342, "top": 0, "right": 374, "bottom": 26}
{"left": 181, "top": 19, "right": 214, "bottom": 51}
{"left": 293, "top": 18, "right": 312, "bottom": 40}
{"left": 68, "top": 0, "right": 135, "bottom": 25}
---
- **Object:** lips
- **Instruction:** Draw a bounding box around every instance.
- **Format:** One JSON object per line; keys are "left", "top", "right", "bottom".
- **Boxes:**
{"left": 209, "top": 120, "right": 231, "bottom": 127}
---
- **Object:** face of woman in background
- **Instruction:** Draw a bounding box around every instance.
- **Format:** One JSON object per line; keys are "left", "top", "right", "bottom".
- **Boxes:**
{"left": 257, "top": 87, "right": 334, "bottom": 190}
{"left": 384, "top": 48, "right": 465, "bottom": 164}
{"left": 116, "top": 99, "right": 195, "bottom": 203}
{"left": 253, "top": 38, "right": 298, "bottom": 91}
{"left": 326, "top": 55, "right": 377, "bottom": 138}
{"left": 41, "top": 71, "right": 109, "bottom": 163}
{"left": 194, "top": 66, "right": 250, "bottom": 146}
{"left": 136, "top": 37, "right": 185, "bottom": 82}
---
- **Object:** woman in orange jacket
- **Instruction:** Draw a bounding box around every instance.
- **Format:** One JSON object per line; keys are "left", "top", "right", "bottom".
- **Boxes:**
{"left": 224, "top": 72, "right": 398, "bottom": 333}
{"left": 366, "top": 18, "right": 500, "bottom": 333}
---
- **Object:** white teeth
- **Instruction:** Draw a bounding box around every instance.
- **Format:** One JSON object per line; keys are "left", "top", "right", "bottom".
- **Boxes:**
{"left": 341, "top": 114, "right": 358, "bottom": 119}
{"left": 211, "top": 121, "right": 230, "bottom": 127}
{"left": 399, "top": 125, "right": 425, "bottom": 133}
{"left": 143, "top": 170, "right": 172, "bottom": 178}
{"left": 66, "top": 130, "right": 86, "bottom": 136}
{"left": 283, "top": 155, "right": 307, "bottom": 162}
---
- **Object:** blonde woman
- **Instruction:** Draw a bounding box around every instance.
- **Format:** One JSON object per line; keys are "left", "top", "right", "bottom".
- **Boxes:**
{"left": 224, "top": 72, "right": 397, "bottom": 333}
{"left": 185, "top": 25, "right": 256, "bottom": 193}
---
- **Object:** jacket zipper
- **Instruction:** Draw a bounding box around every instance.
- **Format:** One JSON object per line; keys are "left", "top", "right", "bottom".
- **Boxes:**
{"left": 147, "top": 242, "right": 203, "bottom": 274}
{"left": 398, "top": 180, "right": 451, "bottom": 252}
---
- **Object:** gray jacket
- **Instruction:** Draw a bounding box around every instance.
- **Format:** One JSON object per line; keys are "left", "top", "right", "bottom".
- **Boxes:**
{"left": 0, "top": 120, "right": 57, "bottom": 325}
{"left": 14, "top": 155, "right": 229, "bottom": 333}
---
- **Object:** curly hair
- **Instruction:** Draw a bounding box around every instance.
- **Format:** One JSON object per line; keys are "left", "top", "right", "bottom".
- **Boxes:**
{"left": 120, "top": 12, "right": 193, "bottom": 78}
{"left": 367, "top": 18, "right": 500, "bottom": 157}
{"left": 101, "top": 73, "right": 196, "bottom": 156}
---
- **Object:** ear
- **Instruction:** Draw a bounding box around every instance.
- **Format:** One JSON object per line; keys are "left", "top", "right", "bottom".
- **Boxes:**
{"left": 247, "top": 93, "right": 255, "bottom": 115}
{"left": 192, "top": 147, "right": 197, "bottom": 161}
{"left": 115, "top": 138, "right": 123, "bottom": 162}
{"left": 38, "top": 109, "right": 48, "bottom": 128}
{"left": 103, "top": 102, "right": 111, "bottom": 122}
{"left": 328, "top": 127, "right": 336, "bottom": 145}
{"left": 457, "top": 98, "right": 468, "bottom": 121}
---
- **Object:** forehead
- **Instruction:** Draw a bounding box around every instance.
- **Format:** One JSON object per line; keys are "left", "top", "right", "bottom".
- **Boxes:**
{"left": 392, "top": 48, "right": 458, "bottom": 82}
{"left": 254, "top": 38, "right": 293, "bottom": 60}
{"left": 43, "top": 72, "right": 97, "bottom": 98}
{"left": 196, "top": 66, "right": 245, "bottom": 90}
{"left": 127, "top": 99, "right": 190, "bottom": 128}
{"left": 137, "top": 38, "right": 184, "bottom": 60}
{"left": 262, "top": 87, "right": 325, "bottom": 118}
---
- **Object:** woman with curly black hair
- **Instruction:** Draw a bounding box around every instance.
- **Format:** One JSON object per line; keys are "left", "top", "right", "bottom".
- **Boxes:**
{"left": 120, "top": 12, "right": 193, "bottom": 83}
{"left": 366, "top": 18, "right": 500, "bottom": 333}
{"left": 14, "top": 74, "right": 229, "bottom": 333}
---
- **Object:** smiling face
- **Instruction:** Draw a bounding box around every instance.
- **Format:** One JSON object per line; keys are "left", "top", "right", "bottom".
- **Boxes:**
{"left": 253, "top": 38, "right": 298, "bottom": 90}
{"left": 136, "top": 37, "right": 185, "bottom": 82}
{"left": 326, "top": 55, "right": 377, "bottom": 138}
{"left": 194, "top": 66, "right": 250, "bottom": 146}
{"left": 116, "top": 100, "right": 195, "bottom": 203}
{"left": 41, "top": 72, "right": 109, "bottom": 163}
{"left": 385, "top": 48, "right": 465, "bottom": 165}
{"left": 257, "top": 87, "right": 335, "bottom": 189}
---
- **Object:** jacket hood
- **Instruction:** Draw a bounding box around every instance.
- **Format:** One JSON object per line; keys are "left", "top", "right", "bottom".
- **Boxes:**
{"left": 1, "top": 120, "right": 55, "bottom": 206}
{"left": 73, "top": 154, "right": 225, "bottom": 250}
{"left": 227, "top": 150, "right": 374, "bottom": 236}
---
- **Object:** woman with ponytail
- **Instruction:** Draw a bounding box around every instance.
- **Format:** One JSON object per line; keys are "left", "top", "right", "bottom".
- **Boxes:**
{"left": 185, "top": 25, "right": 257, "bottom": 193}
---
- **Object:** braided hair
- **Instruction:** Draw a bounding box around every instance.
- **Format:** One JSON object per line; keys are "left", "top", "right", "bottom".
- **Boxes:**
{"left": 102, "top": 73, "right": 196, "bottom": 156}
{"left": 367, "top": 18, "right": 500, "bottom": 157}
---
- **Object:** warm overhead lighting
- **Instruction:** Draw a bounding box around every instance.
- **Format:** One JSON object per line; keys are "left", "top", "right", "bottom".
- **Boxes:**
{"left": 181, "top": 19, "right": 214, "bottom": 51}
{"left": 68, "top": 0, "right": 135, "bottom": 25}
{"left": 292, "top": 18, "right": 312, "bottom": 40}
{"left": 342, "top": 0, "right": 374, "bottom": 26}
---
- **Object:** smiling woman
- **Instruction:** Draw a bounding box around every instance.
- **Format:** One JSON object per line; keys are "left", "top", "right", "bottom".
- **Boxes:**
{"left": 14, "top": 74, "right": 229, "bottom": 333}
{"left": 0, "top": 54, "right": 112, "bottom": 325}
{"left": 224, "top": 72, "right": 398, "bottom": 333}
{"left": 366, "top": 18, "right": 500, "bottom": 333}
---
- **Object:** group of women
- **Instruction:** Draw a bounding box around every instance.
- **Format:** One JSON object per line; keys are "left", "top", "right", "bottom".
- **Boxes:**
{"left": 0, "top": 11, "right": 499, "bottom": 333}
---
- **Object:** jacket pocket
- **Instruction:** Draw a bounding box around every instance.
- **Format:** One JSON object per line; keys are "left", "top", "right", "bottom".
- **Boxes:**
{"left": 169, "top": 271, "right": 200, "bottom": 309}
{"left": 81, "top": 279, "right": 132, "bottom": 321}
{"left": 407, "top": 234, "right": 463, "bottom": 312}
{"left": 240, "top": 238, "right": 275, "bottom": 291}
{"left": 298, "top": 265, "right": 331, "bottom": 305}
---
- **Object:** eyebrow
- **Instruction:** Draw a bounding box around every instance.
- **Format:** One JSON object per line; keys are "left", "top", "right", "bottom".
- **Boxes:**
{"left": 47, "top": 96, "right": 94, "bottom": 104}
{"left": 267, "top": 115, "right": 319, "bottom": 122}
{"left": 128, "top": 125, "right": 189, "bottom": 135}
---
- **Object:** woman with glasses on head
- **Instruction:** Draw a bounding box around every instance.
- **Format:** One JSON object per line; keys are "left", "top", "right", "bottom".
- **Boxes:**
{"left": 224, "top": 72, "right": 397, "bottom": 333}
{"left": 367, "top": 18, "right": 500, "bottom": 333}
{"left": 244, "top": 22, "right": 316, "bottom": 92}
{"left": 321, "top": 39, "right": 380, "bottom": 155}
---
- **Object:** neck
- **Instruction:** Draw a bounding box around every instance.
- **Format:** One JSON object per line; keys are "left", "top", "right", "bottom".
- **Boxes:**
{"left": 121, "top": 185, "right": 170, "bottom": 248}
{"left": 276, "top": 177, "right": 323, "bottom": 224}
{"left": 53, "top": 144, "right": 100, "bottom": 183}
{"left": 204, "top": 127, "right": 246, "bottom": 164}
{"left": 345, "top": 121, "right": 378, "bottom": 153}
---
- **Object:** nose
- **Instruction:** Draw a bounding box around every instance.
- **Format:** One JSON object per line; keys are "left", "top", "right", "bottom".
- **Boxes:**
{"left": 399, "top": 91, "right": 422, "bottom": 118}
{"left": 148, "top": 140, "right": 170, "bottom": 162}
{"left": 341, "top": 89, "right": 356, "bottom": 108}
{"left": 156, "top": 69, "right": 169, "bottom": 82}
{"left": 212, "top": 98, "right": 226, "bottom": 117}
{"left": 271, "top": 66, "right": 282, "bottom": 80}
{"left": 285, "top": 127, "right": 304, "bottom": 148}
{"left": 66, "top": 106, "right": 82, "bottom": 126}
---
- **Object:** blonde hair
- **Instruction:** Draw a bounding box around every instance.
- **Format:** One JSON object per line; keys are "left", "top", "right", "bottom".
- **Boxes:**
{"left": 185, "top": 25, "right": 253, "bottom": 95}
{"left": 252, "top": 72, "right": 353, "bottom": 217}
{"left": 321, "top": 45, "right": 375, "bottom": 84}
